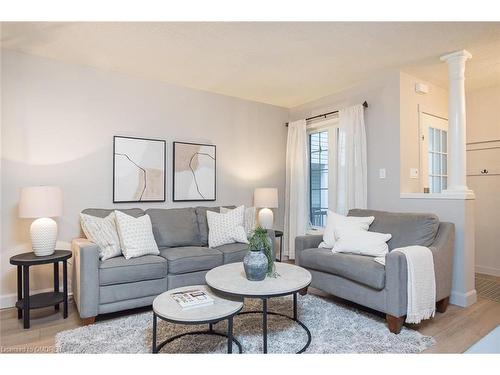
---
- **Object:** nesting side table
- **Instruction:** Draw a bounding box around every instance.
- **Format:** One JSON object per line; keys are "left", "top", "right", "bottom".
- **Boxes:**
{"left": 10, "top": 250, "right": 72, "bottom": 329}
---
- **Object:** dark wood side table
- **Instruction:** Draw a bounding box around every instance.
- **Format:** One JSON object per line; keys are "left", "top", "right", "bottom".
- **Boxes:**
{"left": 274, "top": 230, "right": 283, "bottom": 262}
{"left": 9, "top": 250, "right": 72, "bottom": 329}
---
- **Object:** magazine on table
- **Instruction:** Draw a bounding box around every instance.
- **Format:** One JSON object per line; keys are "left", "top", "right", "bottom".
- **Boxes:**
{"left": 171, "top": 289, "right": 215, "bottom": 309}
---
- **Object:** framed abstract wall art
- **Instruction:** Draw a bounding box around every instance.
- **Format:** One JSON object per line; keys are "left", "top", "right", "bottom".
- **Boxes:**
{"left": 113, "top": 136, "right": 166, "bottom": 203}
{"left": 173, "top": 141, "right": 216, "bottom": 201}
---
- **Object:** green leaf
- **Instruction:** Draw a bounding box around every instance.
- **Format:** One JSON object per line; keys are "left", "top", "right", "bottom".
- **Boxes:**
{"left": 248, "top": 227, "right": 278, "bottom": 277}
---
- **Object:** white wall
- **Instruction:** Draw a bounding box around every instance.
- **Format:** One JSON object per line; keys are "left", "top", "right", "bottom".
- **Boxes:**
{"left": 1, "top": 50, "right": 289, "bottom": 306}
{"left": 466, "top": 85, "right": 500, "bottom": 276}
{"left": 467, "top": 85, "right": 500, "bottom": 143}
{"left": 290, "top": 71, "right": 476, "bottom": 307}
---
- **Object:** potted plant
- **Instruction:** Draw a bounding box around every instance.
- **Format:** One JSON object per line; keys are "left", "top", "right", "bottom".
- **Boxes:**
{"left": 243, "top": 227, "right": 278, "bottom": 281}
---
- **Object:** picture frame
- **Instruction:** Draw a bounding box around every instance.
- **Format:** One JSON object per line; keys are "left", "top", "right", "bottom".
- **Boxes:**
{"left": 173, "top": 141, "right": 216, "bottom": 202}
{"left": 113, "top": 135, "right": 166, "bottom": 203}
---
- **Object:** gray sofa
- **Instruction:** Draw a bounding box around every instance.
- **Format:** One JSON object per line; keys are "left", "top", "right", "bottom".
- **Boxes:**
{"left": 72, "top": 206, "right": 275, "bottom": 324}
{"left": 295, "top": 209, "right": 454, "bottom": 334}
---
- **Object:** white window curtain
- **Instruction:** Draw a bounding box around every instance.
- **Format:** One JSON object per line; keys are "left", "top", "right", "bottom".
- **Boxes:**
{"left": 333, "top": 104, "right": 368, "bottom": 215}
{"left": 284, "top": 119, "right": 308, "bottom": 260}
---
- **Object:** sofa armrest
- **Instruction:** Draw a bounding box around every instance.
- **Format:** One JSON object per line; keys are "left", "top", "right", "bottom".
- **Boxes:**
{"left": 294, "top": 235, "right": 323, "bottom": 266}
{"left": 72, "top": 238, "right": 100, "bottom": 318}
{"left": 385, "top": 222, "right": 455, "bottom": 317}
{"left": 429, "top": 222, "right": 455, "bottom": 301}
{"left": 385, "top": 251, "right": 408, "bottom": 317}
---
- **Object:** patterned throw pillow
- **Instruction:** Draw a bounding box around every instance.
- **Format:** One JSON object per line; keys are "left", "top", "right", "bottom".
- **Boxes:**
{"left": 80, "top": 212, "right": 122, "bottom": 261}
{"left": 207, "top": 205, "right": 249, "bottom": 248}
{"left": 114, "top": 211, "right": 160, "bottom": 259}
{"left": 220, "top": 206, "right": 257, "bottom": 237}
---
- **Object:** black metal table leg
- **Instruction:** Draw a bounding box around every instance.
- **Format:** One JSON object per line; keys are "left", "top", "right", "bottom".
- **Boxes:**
{"left": 152, "top": 312, "right": 157, "bottom": 353}
{"left": 54, "top": 262, "right": 60, "bottom": 311}
{"left": 152, "top": 314, "right": 243, "bottom": 354}
{"left": 63, "top": 260, "right": 68, "bottom": 318}
{"left": 227, "top": 317, "right": 233, "bottom": 354}
{"left": 262, "top": 298, "right": 268, "bottom": 354}
{"left": 293, "top": 292, "right": 297, "bottom": 321}
{"left": 17, "top": 265, "right": 22, "bottom": 319}
{"left": 23, "top": 266, "right": 30, "bottom": 329}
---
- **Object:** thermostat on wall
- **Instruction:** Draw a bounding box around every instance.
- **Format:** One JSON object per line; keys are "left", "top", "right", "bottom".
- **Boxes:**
{"left": 415, "top": 83, "right": 429, "bottom": 95}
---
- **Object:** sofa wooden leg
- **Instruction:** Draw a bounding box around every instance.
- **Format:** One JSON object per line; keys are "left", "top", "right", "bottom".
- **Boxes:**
{"left": 82, "top": 316, "right": 96, "bottom": 325}
{"left": 298, "top": 287, "right": 308, "bottom": 296}
{"left": 386, "top": 314, "right": 404, "bottom": 334}
{"left": 436, "top": 297, "right": 450, "bottom": 313}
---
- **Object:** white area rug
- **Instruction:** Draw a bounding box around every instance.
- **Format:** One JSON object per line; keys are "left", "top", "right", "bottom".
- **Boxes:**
{"left": 56, "top": 294, "right": 434, "bottom": 353}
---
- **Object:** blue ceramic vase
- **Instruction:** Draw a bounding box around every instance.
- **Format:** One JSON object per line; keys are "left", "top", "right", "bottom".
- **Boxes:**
{"left": 243, "top": 249, "right": 268, "bottom": 281}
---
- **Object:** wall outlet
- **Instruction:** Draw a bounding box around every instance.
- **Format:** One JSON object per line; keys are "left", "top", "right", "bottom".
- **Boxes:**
{"left": 379, "top": 168, "right": 386, "bottom": 179}
{"left": 410, "top": 168, "right": 419, "bottom": 179}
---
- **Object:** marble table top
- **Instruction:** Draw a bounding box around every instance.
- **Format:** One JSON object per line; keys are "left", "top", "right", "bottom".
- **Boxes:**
{"left": 153, "top": 285, "right": 243, "bottom": 323}
{"left": 205, "top": 262, "right": 312, "bottom": 297}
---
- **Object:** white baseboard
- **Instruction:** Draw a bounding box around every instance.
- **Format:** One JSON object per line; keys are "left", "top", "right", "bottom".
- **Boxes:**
{"left": 450, "top": 289, "right": 477, "bottom": 307}
{"left": 1, "top": 288, "right": 73, "bottom": 309}
{"left": 476, "top": 265, "right": 500, "bottom": 277}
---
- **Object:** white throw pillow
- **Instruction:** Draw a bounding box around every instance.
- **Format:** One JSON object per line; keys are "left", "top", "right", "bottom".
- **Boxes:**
{"left": 114, "top": 211, "right": 159, "bottom": 260}
{"left": 333, "top": 228, "right": 392, "bottom": 257}
{"left": 320, "top": 210, "right": 375, "bottom": 249}
{"left": 220, "top": 206, "right": 257, "bottom": 237}
{"left": 207, "top": 205, "right": 249, "bottom": 248}
{"left": 80, "top": 212, "right": 122, "bottom": 261}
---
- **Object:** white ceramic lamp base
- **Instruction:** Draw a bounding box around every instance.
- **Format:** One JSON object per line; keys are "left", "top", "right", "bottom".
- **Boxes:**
{"left": 30, "top": 217, "right": 57, "bottom": 256}
{"left": 258, "top": 208, "right": 274, "bottom": 229}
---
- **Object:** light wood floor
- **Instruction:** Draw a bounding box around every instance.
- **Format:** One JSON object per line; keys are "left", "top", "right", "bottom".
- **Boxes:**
{"left": 1, "top": 280, "right": 499, "bottom": 354}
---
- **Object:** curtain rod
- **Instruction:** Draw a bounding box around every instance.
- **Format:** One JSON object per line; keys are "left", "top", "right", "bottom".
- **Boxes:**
{"left": 285, "top": 101, "right": 368, "bottom": 127}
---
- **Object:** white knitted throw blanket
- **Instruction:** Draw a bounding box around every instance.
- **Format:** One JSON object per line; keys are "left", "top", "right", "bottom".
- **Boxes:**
{"left": 375, "top": 245, "right": 436, "bottom": 324}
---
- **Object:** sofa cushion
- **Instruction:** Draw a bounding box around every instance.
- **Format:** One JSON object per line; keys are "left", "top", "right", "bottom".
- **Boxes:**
{"left": 99, "top": 255, "right": 167, "bottom": 286}
{"left": 348, "top": 209, "right": 439, "bottom": 250}
{"left": 214, "top": 243, "right": 249, "bottom": 264}
{"left": 195, "top": 206, "right": 235, "bottom": 246}
{"left": 159, "top": 246, "right": 223, "bottom": 274}
{"left": 82, "top": 208, "right": 144, "bottom": 218}
{"left": 146, "top": 208, "right": 200, "bottom": 247}
{"left": 299, "top": 248, "right": 386, "bottom": 290}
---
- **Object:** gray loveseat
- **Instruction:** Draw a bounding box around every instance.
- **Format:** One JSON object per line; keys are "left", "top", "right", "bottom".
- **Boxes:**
{"left": 295, "top": 209, "right": 454, "bottom": 334}
{"left": 72, "top": 206, "right": 274, "bottom": 324}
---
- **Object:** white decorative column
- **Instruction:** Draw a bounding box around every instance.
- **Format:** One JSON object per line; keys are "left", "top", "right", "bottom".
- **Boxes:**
{"left": 439, "top": 50, "right": 477, "bottom": 307}
{"left": 440, "top": 50, "right": 474, "bottom": 198}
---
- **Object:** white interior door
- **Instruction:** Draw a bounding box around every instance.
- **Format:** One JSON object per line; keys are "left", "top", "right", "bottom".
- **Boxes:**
{"left": 420, "top": 112, "right": 449, "bottom": 193}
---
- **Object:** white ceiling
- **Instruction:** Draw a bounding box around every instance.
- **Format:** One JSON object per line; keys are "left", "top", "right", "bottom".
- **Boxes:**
{"left": 1, "top": 22, "right": 500, "bottom": 108}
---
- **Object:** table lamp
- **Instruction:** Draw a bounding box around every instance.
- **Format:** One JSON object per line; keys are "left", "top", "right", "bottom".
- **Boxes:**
{"left": 254, "top": 188, "right": 278, "bottom": 229}
{"left": 19, "top": 186, "right": 63, "bottom": 256}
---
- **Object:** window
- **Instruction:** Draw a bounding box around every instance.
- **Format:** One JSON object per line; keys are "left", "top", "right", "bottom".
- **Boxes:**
{"left": 309, "top": 130, "right": 329, "bottom": 226}
{"left": 420, "top": 112, "right": 448, "bottom": 193}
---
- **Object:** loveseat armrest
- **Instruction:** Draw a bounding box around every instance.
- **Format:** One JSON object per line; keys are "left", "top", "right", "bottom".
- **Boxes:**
{"left": 385, "top": 251, "right": 408, "bottom": 317}
{"left": 72, "top": 238, "right": 100, "bottom": 319}
{"left": 294, "top": 235, "right": 323, "bottom": 266}
{"left": 428, "top": 222, "right": 455, "bottom": 301}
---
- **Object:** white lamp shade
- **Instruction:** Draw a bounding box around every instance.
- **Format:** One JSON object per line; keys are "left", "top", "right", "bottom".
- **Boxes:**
{"left": 254, "top": 188, "right": 278, "bottom": 208}
{"left": 19, "top": 186, "right": 63, "bottom": 218}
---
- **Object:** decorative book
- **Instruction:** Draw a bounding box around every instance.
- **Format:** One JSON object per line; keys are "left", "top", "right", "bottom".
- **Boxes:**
{"left": 171, "top": 289, "right": 215, "bottom": 309}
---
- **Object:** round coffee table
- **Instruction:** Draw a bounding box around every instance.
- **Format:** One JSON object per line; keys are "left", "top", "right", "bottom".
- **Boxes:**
{"left": 152, "top": 285, "right": 244, "bottom": 353}
{"left": 205, "top": 262, "right": 312, "bottom": 354}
